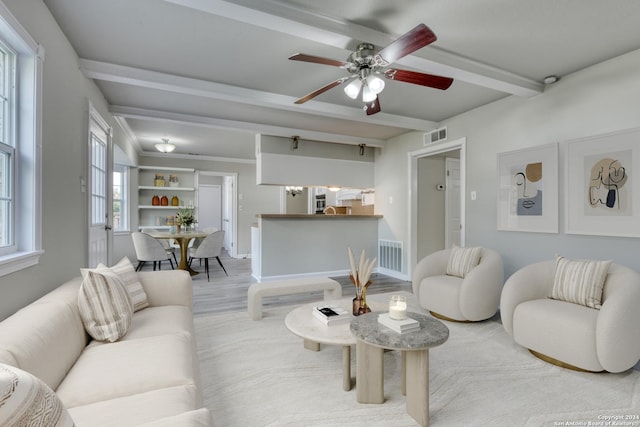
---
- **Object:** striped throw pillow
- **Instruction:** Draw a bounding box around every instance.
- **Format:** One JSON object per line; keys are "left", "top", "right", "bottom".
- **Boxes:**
{"left": 78, "top": 270, "right": 133, "bottom": 342}
{"left": 97, "top": 257, "right": 149, "bottom": 312}
{"left": 0, "top": 363, "right": 74, "bottom": 427}
{"left": 446, "top": 246, "right": 482, "bottom": 278}
{"left": 550, "top": 256, "right": 612, "bottom": 309}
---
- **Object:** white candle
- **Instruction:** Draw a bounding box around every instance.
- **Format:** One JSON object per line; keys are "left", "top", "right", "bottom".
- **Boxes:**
{"left": 389, "top": 296, "right": 407, "bottom": 320}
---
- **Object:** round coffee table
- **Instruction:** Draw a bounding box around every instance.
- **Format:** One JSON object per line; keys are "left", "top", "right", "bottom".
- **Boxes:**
{"left": 285, "top": 299, "right": 385, "bottom": 391}
{"left": 350, "top": 312, "right": 449, "bottom": 427}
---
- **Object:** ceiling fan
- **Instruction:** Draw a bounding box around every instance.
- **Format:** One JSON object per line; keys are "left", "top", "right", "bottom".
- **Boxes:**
{"left": 289, "top": 23, "right": 454, "bottom": 116}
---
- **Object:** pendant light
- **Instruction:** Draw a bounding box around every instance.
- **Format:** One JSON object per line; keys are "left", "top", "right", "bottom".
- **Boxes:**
{"left": 155, "top": 138, "right": 176, "bottom": 153}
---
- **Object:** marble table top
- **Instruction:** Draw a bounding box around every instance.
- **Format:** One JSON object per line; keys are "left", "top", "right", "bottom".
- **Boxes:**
{"left": 350, "top": 311, "right": 449, "bottom": 351}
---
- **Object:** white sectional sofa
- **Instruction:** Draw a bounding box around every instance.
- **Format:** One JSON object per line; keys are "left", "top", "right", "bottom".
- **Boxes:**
{"left": 0, "top": 269, "right": 211, "bottom": 427}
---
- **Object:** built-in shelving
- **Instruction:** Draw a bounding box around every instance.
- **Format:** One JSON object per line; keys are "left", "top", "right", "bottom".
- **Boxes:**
{"left": 137, "top": 166, "right": 197, "bottom": 230}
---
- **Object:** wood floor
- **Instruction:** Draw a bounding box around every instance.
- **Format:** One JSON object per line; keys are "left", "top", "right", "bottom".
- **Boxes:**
{"left": 147, "top": 251, "right": 412, "bottom": 316}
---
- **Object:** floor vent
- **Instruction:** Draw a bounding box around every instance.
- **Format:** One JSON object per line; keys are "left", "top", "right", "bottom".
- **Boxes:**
{"left": 378, "top": 240, "right": 403, "bottom": 273}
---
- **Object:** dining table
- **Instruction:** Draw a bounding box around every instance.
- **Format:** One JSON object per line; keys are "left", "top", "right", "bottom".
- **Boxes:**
{"left": 146, "top": 229, "right": 209, "bottom": 276}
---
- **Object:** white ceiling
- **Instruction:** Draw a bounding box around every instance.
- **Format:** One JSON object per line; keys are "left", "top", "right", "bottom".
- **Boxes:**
{"left": 43, "top": 0, "right": 640, "bottom": 159}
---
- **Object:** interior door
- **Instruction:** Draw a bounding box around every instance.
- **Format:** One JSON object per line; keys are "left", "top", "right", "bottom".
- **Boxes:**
{"left": 445, "top": 157, "right": 461, "bottom": 248}
{"left": 198, "top": 184, "right": 222, "bottom": 230}
{"left": 222, "top": 176, "right": 234, "bottom": 255}
{"left": 87, "top": 107, "right": 112, "bottom": 267}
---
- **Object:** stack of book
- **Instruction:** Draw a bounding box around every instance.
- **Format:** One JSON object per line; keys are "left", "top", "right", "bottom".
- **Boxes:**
{"left": 378, "top": 313, "right": 420, "bottom": 333}
{"left": 313, "top": 305, "right": 351, "bottom": 325}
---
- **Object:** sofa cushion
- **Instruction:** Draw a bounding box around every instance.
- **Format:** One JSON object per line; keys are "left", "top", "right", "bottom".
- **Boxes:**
{"left": 550, "top": 256, "right": 611, "bottom": 309}
{"left": 67, "top": 385, "right": 199, "bottom": 427}
{"left": 136, "top": 408, "right": 212, "bottom": 427}
{"left": 0, "top": 300, "right": 87, "bottom": 391}
{"left": 78, "top": 270, "right": 133, "bottom": 342}
{"left": 56, "top": 333, "right": 196, "bottom": 408}
{"left": 0, "top": 363, "right": 74, "bottom": 427}
{"left": 417, "top": 274, "right": 464, "bottom": 319}
{"left": 446, "top": 246, "right": 482, "bottom": 278}
{"left": 513, "top": 298, "right": 602, "bottom": 371}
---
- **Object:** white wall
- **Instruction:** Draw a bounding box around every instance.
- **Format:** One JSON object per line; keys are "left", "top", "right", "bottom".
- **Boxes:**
{"left": 0, "top": 0, "right": 137, "bottom": 319}
{"left": 378, "top": 47, "right": 640, "bottom": 278}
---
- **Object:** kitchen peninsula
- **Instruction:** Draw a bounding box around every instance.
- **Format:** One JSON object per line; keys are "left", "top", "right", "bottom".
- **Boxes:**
{"left": 251, "top": 214, "right": 383, "bottom": 281}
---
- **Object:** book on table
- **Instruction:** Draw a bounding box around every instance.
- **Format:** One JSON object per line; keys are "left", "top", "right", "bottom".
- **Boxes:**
{"left": 313, "top": 305, "right": 351, "bottom": 325}
{"left": 378, "top": 313, "right": 420, "bottom": 333}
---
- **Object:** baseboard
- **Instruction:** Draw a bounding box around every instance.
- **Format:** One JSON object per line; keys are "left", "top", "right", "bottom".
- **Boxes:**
{"left": 376, "top": 267, "right": 409, "bottom": 281}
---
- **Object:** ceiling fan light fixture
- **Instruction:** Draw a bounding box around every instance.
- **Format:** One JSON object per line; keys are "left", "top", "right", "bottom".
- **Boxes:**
{"left": 155, "top": 138, "right": 176, "bottom": 153}
{"left": 366, "top": 74, "right": 385, "bottom": 95}
{"left": 344, "top": 79, "right": 362, "bottom": 99}
{"left": 362, "top": 84, "right": 376, "bottom": 103}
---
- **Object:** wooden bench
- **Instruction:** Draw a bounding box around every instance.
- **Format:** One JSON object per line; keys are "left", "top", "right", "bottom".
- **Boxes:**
{"left": 247, "top": 277, "right": 342, "bottom": 320}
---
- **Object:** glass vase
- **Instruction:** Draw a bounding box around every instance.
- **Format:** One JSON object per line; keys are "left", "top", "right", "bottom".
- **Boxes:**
{"left": 352, "top": 287, "right": 371, "bottom": 316}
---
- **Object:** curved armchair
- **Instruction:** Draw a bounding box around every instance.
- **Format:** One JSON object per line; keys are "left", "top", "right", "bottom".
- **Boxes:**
{"left": 131, "top": 232, "right": 175, "bottom": 271}
{"left": 412, "top": 247, "right": 504, "bottom": 322}
{"left": 501, "top": 260, "right": 640, "bottom": 373}
{"left": 188, "top": 230, "right": 227, "bottom": 281}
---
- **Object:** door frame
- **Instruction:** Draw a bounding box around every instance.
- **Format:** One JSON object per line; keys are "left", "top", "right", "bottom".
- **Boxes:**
{"left": 445, "top": 157, "right": 461, "bottom": 248}
{"left": 408, "top": 137, "right": 466, "bottom": 277}
{"left": 196, "top": 171, "right": 238, "bottom": 257}
{"left": 86, "top": 102, "right": 113, "bottom": 267}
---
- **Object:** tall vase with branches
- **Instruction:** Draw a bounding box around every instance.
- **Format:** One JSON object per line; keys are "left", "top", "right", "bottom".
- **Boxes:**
{"left": 348, "top": 247, "right": 376, "bottom": 316}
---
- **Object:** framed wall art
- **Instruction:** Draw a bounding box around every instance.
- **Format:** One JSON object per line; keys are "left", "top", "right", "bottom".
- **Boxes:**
{"left": 565, "top": 127, "right": 639, "bottom": 237}
{"left": 497, "top": 142, "right": 559, "bottom": 233}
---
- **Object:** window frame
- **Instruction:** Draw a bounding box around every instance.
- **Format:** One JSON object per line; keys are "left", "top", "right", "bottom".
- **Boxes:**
{"left": 0, "top": 3, "right": 44, "bottom": 277}
{"left": 112, "top": 164, "right": 129, "bottom": 233}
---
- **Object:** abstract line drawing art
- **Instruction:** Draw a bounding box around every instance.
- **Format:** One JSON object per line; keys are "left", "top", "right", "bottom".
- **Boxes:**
{"left": 586, "top": 154, "right": 630, "bottom": 215}
{"left": 497, "top": 143, "right": 558, "bottom": 233}
{"left": 566, "top": 127, "right": 639, "bottom": 237}
{"left": 513, "top": 162, "right": 542, "bottom": 216}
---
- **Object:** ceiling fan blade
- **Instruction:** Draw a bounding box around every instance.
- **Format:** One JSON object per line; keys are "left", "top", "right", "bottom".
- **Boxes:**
{"left": 374, "top": 23, "right": 437, "bottom": 66}
{"left": 384, "top": 68, "right": 453, "bottom": 90}
{"left": 294, "top": 78, "right": 349, "bottom": 104}
{"left": 289, "top": 53, "right": 349, "bottom": 68}
{"left": 365, "top": 97, "right": 381, "bottom": 115}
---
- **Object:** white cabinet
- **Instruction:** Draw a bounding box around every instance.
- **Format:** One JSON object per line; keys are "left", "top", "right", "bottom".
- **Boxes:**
{"left": 137, "top": 166, "right": 196, "bottom": 230}
{"left": 336, "top": 189, "right": 362, "bottom": 201}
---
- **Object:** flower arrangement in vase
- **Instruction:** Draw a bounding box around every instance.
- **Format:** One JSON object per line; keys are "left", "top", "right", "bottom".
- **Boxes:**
{"left": 176, "top": 207, "right": 195, "bottom": 232}
{"left": 348, "top": 247, "right": 377, "bottom": 316}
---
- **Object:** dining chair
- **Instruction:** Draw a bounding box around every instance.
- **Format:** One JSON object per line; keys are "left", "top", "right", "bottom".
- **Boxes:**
{"left": 131, "top": 232, "right": 175, "bottom": 271}
{"left": 157, "top": 237, "right": 178, "bottom": 265}
{"left": 188, "top": 230, "right": 227, "bottom": 281}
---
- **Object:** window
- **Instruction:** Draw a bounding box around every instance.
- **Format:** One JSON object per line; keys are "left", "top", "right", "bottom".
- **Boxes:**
{"left": 113, "top": 164, "right": 129, "bottom": 232}
{"left": 0, "top": 4, "right": 43, "bottom": 276}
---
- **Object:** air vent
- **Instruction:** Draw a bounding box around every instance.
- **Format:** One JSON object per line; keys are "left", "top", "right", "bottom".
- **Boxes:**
{"left": 424, "top": 126, "right": 447, "bottom": 145}
{"left": 378, "top": 239, "right": 403, "bottom": 273}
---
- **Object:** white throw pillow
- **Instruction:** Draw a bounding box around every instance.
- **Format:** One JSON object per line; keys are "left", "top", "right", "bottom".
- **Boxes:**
{"left": 550, "top": 256, "right": 612, "bottom": 309}
{"left": 78, "top": 270, "right": 133, "bottom": 342}
{"left": 446, "top": 246, "right": 482, "bottom": 278}
{"left": 0, "top": 363, "right": 75, "bottom": 427}
{"left": 97, "top": 257, "right": 149, "bottom": 312}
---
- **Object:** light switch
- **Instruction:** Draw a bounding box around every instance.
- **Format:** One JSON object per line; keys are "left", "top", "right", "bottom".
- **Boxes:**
{"left": 388, "top": 196, "right": 393, "bottom": 205}
{"left": 471, "top": 191, "right": 477, "bottom": 201}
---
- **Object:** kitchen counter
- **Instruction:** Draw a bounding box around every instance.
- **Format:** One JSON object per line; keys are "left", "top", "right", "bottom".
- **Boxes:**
{"left": 256, "top": 214, "right": 382, "bottom": 219}
{"left": 251, "top": 213, "right": 383, "bottom": 281}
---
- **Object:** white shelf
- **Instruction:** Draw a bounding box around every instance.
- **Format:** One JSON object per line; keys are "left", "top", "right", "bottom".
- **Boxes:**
{"left": 138, "top": 166, "right": 194, "bottom": 172}
{"left": 138, "top": 205, "right": 190, "bottom": 210}
{"left": 138, "top": 186, "right": 195, "bottom": 191}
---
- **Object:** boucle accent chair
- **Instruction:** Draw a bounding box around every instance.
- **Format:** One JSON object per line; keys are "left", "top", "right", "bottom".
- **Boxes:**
{"left": 500, "top": 259, "right": 640, "bottom": 373}
{"left": 412, "top": 247, "right": 504, "bottom": 322}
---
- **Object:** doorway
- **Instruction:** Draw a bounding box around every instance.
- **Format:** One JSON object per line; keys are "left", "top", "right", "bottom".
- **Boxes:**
{"left": 409, "top": 137, "right": 466, "bottom": 276}
{"left": 196, "top": 171, "right": 237, "bottom": 257}
{"left": 87, "top": 104, "right": 112, "bottom": 268}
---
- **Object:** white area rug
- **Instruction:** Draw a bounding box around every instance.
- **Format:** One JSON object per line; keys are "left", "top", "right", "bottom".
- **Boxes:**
{"left": 195, "top": 296, "right": 640, "bottom": 426}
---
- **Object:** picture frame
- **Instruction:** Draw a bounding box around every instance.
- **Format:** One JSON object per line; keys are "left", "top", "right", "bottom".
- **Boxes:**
{"left": 565, "top": 127, "right": 639, "bottom": 237}
{"left": 497, "top": 142, "right": 558, "bottom": 233}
